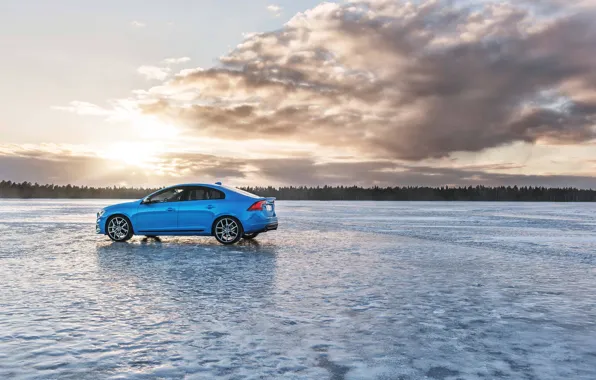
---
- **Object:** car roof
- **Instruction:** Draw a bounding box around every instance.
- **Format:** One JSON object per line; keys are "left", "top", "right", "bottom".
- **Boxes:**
{"left": 173, "top": 183, "right": 261, "bottom": 198}
{"left": 146, "top": 183, "right": 262, "bottom": 200}
{"left": 175, "top": 183, "right": 221, "bottom": 187}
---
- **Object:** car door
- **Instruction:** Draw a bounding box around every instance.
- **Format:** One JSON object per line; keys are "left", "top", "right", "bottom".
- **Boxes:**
{"left": 134, "top": 187, "right": 184, "bottom": 233}
{"left": 177, "top": 186, "right": 226, "bottom": 232}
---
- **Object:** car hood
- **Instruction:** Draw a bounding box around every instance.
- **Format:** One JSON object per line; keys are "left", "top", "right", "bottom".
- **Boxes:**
{"left": 104, "top": 200, "right": 141, "bottom": 211}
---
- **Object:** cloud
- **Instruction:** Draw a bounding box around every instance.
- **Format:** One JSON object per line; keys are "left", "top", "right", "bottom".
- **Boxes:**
{"left": 0, "top": 146, "right": 246, "bottom": 186}
{"left": 248, "top": 157, "right": 596, "bottom": 188}
{"left": 0, "top": 146, "right": 107, "bottom": 184}
{"left": 266, "top": 4, "right": 282, "bottom": 17}
{"left": 162, "top": 57, "right": 191, "bottom": 65}
{"left": 48, "top": 0, "right": 596, "bottom": 188}
{"left": 51, "top": 101, "right": 114, "bottom": 116}
{"left": 131, "top": 0, "right": 596, "bottom": 161}
{"left": 51, "top": 100, "right": 141, "bottom": 124}
{"left": 137, "top": 65, "right": 171, "bottom": 81}
{"left": 154, "top": 152, "right": 248, "bottom": 179}
{"left": 130, "top": 21, "right": 146, "bottom": 28}
{"left": 525, "top": 0, "right": 596, "bottom": 11}
{"left": 2, "top": 145, "right": 595, "bottom": 188}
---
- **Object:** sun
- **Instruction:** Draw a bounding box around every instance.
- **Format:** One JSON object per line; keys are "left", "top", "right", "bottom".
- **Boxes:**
{"left": 101, "top": 142, "right": 162, "bottom": 167}
{"left": 97, "top": 115, "right": 181, "bottom": 168}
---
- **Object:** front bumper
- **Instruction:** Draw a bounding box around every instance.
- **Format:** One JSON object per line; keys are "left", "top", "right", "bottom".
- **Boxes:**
{"left": 96, "top": 216, "right": 107, "bottom": 234}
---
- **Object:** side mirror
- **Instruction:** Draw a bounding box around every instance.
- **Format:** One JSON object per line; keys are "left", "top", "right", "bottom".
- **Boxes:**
{"left": 141, "top": 197, "right": 153, "bottom": 205}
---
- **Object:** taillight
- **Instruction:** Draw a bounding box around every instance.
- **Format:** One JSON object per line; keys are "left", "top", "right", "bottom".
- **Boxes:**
{"left": 247, "top": 200, "right": 266, "bottom": 211}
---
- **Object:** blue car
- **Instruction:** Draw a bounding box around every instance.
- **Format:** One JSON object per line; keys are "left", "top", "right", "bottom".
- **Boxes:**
{"left": 96, "top": 183, "right": 278, "bottom": 245}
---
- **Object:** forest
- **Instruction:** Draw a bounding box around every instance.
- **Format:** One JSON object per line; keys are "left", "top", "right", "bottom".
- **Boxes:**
{"left": 1, "top": 180, "right": 595, "bottom": 202}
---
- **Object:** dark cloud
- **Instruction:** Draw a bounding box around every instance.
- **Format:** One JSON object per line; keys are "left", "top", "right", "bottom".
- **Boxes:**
{"left": 250, "top": 158, "right": 596, "bottom": 188}
{"left": 139, "top": 0, "right": 596, "bottom": 160}
{"left": 0, "top": 150, "right": 105, "bottom": 184}
{"left": 156, "top": 152, "right": 248, "bottom": 179}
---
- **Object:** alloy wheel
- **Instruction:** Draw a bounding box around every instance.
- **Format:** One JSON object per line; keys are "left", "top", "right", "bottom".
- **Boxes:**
{"left": 107, "top": 217, "right": 130, "bottom": 241}
{"left": 215, "top": 218, "right": 239, "bottom": 243}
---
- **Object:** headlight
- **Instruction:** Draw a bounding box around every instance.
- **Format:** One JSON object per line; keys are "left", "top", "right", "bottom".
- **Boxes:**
{"left": 97, "top": 210, "right": 105, "bottom": 218}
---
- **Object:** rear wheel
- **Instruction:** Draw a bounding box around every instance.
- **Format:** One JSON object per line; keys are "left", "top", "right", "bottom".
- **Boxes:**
{"left": 107, "top": 215, "right": 133, "bottom": 242}
{"left": 213, "top": 217, "right": 243, "bottom": 245}
{"left": 243, "top": 232, "right": 259, "bottom": 240}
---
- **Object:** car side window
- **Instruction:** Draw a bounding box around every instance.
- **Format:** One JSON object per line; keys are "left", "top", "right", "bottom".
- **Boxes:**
{"left": 149, "top": 188, "right": 184, "bottom": 203}
{"left": 209, "top": 189, "right": 225, "bottom": 200}
{"left": 184, "top": 187, "right": 225, "bottom": 201}
{"left": 186, "top": 187, "right": 207, "bottom": 201}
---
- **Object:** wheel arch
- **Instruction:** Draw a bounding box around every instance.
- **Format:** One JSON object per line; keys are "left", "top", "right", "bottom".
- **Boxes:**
{"left": 106, "top": 213, "right": 135, "bottom": 234}
{"left": 211, "top": 215, "right": 244, "bottom": 236}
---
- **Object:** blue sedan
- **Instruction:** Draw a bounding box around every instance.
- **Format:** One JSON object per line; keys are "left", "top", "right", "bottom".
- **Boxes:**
{"left": 96, "top": 183, "right": 278, "bottom": 244}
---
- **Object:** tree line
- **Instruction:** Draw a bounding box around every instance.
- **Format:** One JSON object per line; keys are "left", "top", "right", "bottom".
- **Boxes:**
{"left": 0, "top": 181, "right": 160, "bottom": 200}
{"left": 1, "top": 180, "right": 595, "bottom": 201}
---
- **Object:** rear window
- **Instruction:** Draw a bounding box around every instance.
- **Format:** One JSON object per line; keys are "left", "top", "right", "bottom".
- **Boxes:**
{"left": 221, "top": 185, "right": 261, "bottom": 198}
{"left": 208, "top": 189, "right": 225, "bottom": 199}
{"left": 185, "top": 187, "right": 226, "bottom": 201}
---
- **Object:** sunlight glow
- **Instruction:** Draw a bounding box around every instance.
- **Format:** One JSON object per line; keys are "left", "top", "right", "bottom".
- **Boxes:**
{"left": 100, "top": 142, "right": 164, "bottom": 167}
{"left": 130, "top": 115, "right": 180, "bottom": 138}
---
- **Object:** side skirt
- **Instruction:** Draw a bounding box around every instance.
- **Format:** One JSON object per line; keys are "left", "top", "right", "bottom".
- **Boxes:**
{"left": 137, "top": 229, "right": 205, "bottom": 234}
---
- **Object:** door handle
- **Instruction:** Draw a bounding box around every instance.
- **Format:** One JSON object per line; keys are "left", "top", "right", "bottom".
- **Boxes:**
{"left": 207, "top": 205, "right": 215, "bottom": 209}
{"left": 167, "top": 207, "right": 175, "bottom": 212}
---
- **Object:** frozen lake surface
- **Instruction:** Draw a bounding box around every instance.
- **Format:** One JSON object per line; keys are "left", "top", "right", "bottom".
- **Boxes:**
{"left": 1, "top": 200, "right": 595, "bottom": 379}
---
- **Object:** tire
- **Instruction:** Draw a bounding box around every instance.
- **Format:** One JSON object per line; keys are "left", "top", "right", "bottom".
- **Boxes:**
{"left": 106, "top": 215, "right": 134, "bottom": 242}
{"left": 243, "top": 232, "right": 260, "bottom": 240}
{"left": 213, "top": 216, "right": 243, "bottom": 245}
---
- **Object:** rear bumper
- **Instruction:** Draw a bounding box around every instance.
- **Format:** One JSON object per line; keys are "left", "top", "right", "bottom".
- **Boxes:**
{"left": 263, "top": 222, "right": 278, "bottom": 232}
{"left": 251, "top": 222, "right": 278, "bottom": 234}
{"left": 243, "top": 216, "right": 278, "bottom": 234}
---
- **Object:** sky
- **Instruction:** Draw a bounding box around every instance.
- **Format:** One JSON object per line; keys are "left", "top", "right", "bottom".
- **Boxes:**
{"left": 1, "top": 0, "right": 595, "bottom": 188}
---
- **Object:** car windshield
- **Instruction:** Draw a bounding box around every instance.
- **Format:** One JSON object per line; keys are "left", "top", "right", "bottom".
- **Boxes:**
{"left": 222, "top": 185, "right": 261, "bottom": 198}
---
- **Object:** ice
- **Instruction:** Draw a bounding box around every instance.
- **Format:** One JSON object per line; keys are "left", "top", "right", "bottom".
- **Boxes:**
{"left": 0, "top": 200, "right": 595, "bottom": 379}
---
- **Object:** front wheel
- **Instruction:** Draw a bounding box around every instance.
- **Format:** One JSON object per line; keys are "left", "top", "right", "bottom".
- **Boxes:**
{"left": 107, "top": 215, "right": 133, "bottom": 242}
{"left": 213, "top": 217, "right": 243, "bottom": 245}
{"left": 243, "top": 232, "right": 260, "bottom": 240}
